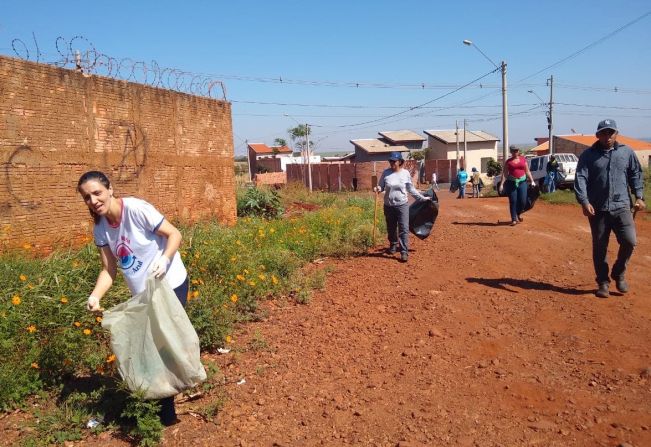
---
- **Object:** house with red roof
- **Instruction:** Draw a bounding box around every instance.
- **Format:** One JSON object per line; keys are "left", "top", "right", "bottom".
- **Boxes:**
{"left": 531, "top": 135, "right": 651, "bottom": 167}
{"left": 247, "top": 143, "right": 293, "bottom": 175}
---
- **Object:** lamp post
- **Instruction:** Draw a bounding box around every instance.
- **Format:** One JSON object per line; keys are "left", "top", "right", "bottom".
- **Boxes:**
{"left": 284, "top": 114, "right": 313, "bottom": 191}
{"left": 463, "top": 39, "right": 508, "bottom": 162}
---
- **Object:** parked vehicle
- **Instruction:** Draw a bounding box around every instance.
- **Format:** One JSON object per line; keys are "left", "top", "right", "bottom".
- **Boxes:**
{"left": 528, "top": 153, "right": 578, "bottom": 189}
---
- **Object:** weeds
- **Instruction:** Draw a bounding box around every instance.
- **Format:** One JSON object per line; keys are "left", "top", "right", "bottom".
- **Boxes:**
{"left": 1, "top": 184, "right": 376, "bottom": 444}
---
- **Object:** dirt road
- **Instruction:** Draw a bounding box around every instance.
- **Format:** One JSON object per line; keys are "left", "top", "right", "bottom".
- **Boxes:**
{"left": 68, "top": 193, "right": 651, "bottom": 445}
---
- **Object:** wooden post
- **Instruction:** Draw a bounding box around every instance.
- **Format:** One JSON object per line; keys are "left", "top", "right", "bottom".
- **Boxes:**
{"left": 371, "top": 170, "right": 378, "bottom": 248}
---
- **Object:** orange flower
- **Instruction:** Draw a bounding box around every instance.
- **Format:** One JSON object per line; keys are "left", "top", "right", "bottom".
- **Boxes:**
{"left": 106, "top": 354, "right": 116, "bottom": 363}
{"left": 27, "top": 284, "right": 34, "bottom": 290}
{"left": 12, "top": 295, "right": 21, "bottom": 306}
{"left": 72, "top": 260, "right": 80, "bottom": 268}
{"left": 31, "top": 362, "right": 39, "bottom": 369}
{"left": 248, "top": 280, "right": 256, "bottom": 287}
{"left": 83, "top": 328, "right": 92, "bottom": 335}
{"left": 27, "top": 325, "right": 37, "bottom": 333}
{"left": 19, "top": 274, "right": 27, "bottom": 281}
{"left": 236, "top": 274, "right": 245, "bottom": 281}
{"left": 230, "top": 256, "right": 237, "bottom": 262}
{"left": 235, "top": 240, "right": 241, "bottom": 245}
{"left": 60, "top": 296, "right": 68, "bottom": 304}
{"left": 95, "top": 316, "right": 102, "bottom": 323}
{"left": 23, "top": 243, "right": 32, "bottom": 250}
{"left": 272, "top": 275, "right": 279, "bottom": 285}
{"left": 230, "top": 294, "right": 238, "bottom": 303}
{"left": 74, "top": 321, "right": 81, "bottom": 327}
{"left": 258, "top": 274, "right": 266, "bottom": 281}
{"left": 225, "top": 335, "right": 233, "bottom": 343}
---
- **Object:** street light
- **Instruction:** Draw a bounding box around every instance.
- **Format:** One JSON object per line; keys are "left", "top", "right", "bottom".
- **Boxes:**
{"left": 463, "top": 39, "right": 508, "bottom": 162}
{"left": 284, "top": 114, "right": 313, "bottom": 191}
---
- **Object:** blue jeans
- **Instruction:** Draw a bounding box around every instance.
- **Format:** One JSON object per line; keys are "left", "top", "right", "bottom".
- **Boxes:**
{"left": 546, "top": 173, "right": 556, "bottom": 193}
{"left": 588, "top": 208, "right": 637, "bottom": 285}
{"left": 504, "top": 180, "right": 527, "bottom": 222}
{"left": 384, "top": 203, "right": 410, "bottom": 255}
{"left": 458, "top": 182, "right": 466, "bottom": 198}
{"left": 159, "top": 276, "right": 189, "bottom": 426}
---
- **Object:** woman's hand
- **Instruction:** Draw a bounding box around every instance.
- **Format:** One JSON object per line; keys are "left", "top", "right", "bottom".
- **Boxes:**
{"left": 150, "top": 255, "right": 171, "bottom": 278}
{"left": 87, "top": 295, "right": 101, "bottom": 312}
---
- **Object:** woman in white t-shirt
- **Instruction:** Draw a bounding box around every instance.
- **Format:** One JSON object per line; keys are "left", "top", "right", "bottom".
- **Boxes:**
{"left": 77, "top": 170, "right": 188, "bottom": 426}
{"left": 374, "top": 152, "right": 430, "bottom": 263}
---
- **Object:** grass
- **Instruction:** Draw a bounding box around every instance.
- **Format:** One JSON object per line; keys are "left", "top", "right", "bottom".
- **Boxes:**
{"left": 0, "top": 184, "right": 379, "bottom": 445}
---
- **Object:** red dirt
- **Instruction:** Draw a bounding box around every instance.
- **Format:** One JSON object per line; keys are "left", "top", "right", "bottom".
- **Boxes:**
{"left": 7, "top": 192, "right": 651, "bottom": 446}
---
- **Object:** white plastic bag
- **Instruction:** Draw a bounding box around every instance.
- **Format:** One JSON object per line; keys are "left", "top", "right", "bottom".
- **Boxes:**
{"left": 102, "top": 276, "right": 206, "bottom": 399}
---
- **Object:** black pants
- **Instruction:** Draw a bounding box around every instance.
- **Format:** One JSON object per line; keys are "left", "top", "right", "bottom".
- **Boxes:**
{"left": 588, "top": 208, "right": 636, "bottom": 285}
{"left": 159, "top": 276, "right": 189, "bottom": 426}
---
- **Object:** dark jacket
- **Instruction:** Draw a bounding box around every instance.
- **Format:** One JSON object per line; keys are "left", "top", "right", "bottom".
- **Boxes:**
{"left": 574, "top": 142, "right": 644, "bottom": 212}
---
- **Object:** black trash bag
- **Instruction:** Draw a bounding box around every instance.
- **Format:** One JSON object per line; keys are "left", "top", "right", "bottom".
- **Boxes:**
{"left": 409, "top": 189, "right": 440, "bottom": 240}
{"left": 523, "top": 184, "right": 540, "bottom": 213}
{"left": 449, "top": 178, "right": 460, "bottom": 193}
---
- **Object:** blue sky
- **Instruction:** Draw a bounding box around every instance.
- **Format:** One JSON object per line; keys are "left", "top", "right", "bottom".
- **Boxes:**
{"left": 2, "top": 0, "right": 650, "bottom": 155}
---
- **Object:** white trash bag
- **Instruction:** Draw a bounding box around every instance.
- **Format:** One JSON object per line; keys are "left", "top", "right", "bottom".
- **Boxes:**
{"left": 101, "top": 276, "right": 206, "bottom": 399}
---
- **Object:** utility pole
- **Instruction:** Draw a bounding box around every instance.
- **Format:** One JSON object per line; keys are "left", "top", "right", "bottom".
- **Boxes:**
{"left": 463, "top": 119, "right": 468, "bottom": 169}
{"left": 501, "top": 61, "right": 509, "bottom": 162}
{"left": 305, "top": 123, "right": 313, "bottom": 192}
{"left": 245, "top": 139, "right": 252, "bottom": 183}
{"left": 547, "top": 75, "right": 554, "bottom": 155}
{"left": 455, "top": 120, "right": 460, "bottom": 169}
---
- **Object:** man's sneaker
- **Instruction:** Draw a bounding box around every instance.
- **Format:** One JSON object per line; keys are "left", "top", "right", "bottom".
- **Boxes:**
{"left": 400, "top": 252, "right": 408, "bottom": 263}
{"left": 595, "top": 282, "right": 610, "bottom": 299}
{"left": 385, "top": 245, "right": 397, "bottom": 255}
{"left": 614, "top": 277, "right": 629, "bottom": 293}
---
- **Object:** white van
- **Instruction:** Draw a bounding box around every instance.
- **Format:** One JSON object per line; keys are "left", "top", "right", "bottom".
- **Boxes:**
{"left": 527, "top": 153, "right": 578, "bottom": 189}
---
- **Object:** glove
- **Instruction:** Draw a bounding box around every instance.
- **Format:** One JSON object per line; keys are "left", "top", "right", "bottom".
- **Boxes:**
{"left": 150, "top": 255, "right": 170, "bottom": 279}
{"left": 87, "top": 295, "right": 101, "bottom": 312}
{"left": 373, "top": 186, "right": 382, "bottom": 193}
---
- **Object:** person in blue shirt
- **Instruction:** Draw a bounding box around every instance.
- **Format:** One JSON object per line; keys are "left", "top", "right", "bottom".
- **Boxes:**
{"left": 456, "top": 167, "right": 469, "bottom": 199}
{"left": 374, "top": 152, "right": 430, "bottom": 263}
{"left": 574, "top": 119, "right": 646, "bottom": 298}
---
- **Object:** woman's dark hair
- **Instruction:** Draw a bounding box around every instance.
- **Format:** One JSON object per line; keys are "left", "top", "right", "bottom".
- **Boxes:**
{"left": 78, "top": 171, "right": 111, "bottom": 224}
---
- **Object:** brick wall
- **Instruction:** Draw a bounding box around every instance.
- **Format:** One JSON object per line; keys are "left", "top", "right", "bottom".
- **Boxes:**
{"left": 0, "top": 55, "right": 236, "bottom": 253}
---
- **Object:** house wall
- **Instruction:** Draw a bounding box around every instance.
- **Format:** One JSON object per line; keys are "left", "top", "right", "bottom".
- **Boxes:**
{"left": 554, "top": 136, "right": 651, "bottom": 168}
{"left": 0, "top": 55, "right": 235, "bottom": 253}
{"left": 426, "top": 138, "right": 497, "bottom": 173}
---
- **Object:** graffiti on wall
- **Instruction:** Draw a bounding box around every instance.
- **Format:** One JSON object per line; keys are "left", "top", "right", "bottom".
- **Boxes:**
{"left": 1, "top": 145, "right": 42, "bottom": 216}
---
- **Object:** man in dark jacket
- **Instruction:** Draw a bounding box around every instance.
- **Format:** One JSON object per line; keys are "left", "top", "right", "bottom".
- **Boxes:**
{"left": 574, "top": 119, "right": 646, "bottom": 298}
{"left": 545, "top": 155, "right": 559, "bottom": 193}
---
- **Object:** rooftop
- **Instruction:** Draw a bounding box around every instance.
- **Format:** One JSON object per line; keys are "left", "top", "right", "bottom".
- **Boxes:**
{"left": 350, "top": 139, "right": 409, "bottom": 154}
{"left": 424, "top": 129, "right": 499, "bottom": 144}
{"left": 378, "top": 130, "right": 426, "bottom": 143}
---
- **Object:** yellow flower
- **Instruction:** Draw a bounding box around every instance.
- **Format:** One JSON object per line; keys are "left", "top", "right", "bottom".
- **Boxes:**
{"left": 248, "top": 280, "right": 256, "bottom": 287}
{"left": 27, "top": 284, "right": 34, "bottom": 290}
{"left": 31, "top": 362, "right": 39, "bottom": 369}
{"left": 74, "top": 321, "right": 81, "bottom": 327}
{"left": 258, "top": 274, "right": 266, "bottom": 281}
{"left": 72, "top": 260, "right": 80, "bottom": 268}
{"left": 272, "top": 275, "right": 279, "bottom": 285}
{"left": 230, "top": 294, "right": 238, "bottom": 303}
{"left": 244, "top": 269, "right": 249, "bottom": 274}
{"left": 235, "top": 240, "right": 241, "bottom": 245}
{"left": 236, "top": 274, "right": 245, "bottom": 281}
{"left": 194, "top": 253, "right": 200, "bottom": 259}
{"left": 12, "top": 295, "right": 21, "bottom": 306}
{"left": 230, "top": 256, "right": 237, "bottom": 262}
{"left": 95, "top": 316, "right": 102, "bottom": 323}
{"left": 83, "top": 329, "right": 92, "bottom": 335}
{"left": 106, "top": 354, "right": 116, "bottom": 363}
{"left": 60, "top": 296, "right": 68, "bottom": 304}
{"left": 191, "top": 279, "right": 199, "bottom": 285}
{"left": 19, "top": 274, "right": 27, "bottom": 281}
{"left": 225, "top": 335, "right": 232, "bottom": 343}
{"left": 27, "top": 325, "right": 37, "bottom": 333}
{"left": 269, "top": 228, "right": 275, "bottom": 234}
{"left": 192, "top": 290, "right": 199, "bottom": 299}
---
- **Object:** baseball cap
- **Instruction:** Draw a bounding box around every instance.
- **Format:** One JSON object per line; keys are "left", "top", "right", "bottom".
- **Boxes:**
{"left": 597, "top": 119, "right": 617, "bottom": 133}
{"left": 388, "top": 151, "right": 404, "bottom": 161}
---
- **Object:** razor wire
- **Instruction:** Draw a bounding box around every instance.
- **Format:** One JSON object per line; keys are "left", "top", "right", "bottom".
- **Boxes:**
{"left": 9, "top": 34, "right": 227, "bottom": 100}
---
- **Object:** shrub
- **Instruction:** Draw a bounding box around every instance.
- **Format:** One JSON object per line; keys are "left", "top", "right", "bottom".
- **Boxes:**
{"left": 237, "top": 186, "right": 284, "bottom": 219}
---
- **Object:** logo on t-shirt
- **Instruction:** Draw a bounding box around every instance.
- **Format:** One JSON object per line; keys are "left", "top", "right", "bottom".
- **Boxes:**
{"left": 116, "top": 241, "right": 136, "bottom": 270}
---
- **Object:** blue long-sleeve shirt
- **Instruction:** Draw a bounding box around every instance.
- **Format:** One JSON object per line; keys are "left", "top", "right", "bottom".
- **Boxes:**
{"left": 378, "top": 168, "right": 427, "bottom": 206}
{"left": 574, "top": 142, "right": 644, "bottom": 212}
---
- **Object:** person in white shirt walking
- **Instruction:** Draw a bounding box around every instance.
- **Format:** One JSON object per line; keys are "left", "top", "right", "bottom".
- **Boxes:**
{"left": 374, "top": 152, "right": 430, "bottom": 263}
{"left": 431, "top": 171, "right": 440, "bottom": 191}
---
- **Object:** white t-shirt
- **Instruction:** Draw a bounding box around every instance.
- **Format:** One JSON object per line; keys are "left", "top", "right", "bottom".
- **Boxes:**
{"left": 431, "top": 173, "right": 437, "bottom": 183}
{"left": 94, "top": 197, "right": 187, "bottom": 295}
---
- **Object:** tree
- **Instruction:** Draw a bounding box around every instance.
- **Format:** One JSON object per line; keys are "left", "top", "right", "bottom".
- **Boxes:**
{"left": 272, "top": 138, "right": 286, "bottom": 158}
{"left": 287, "top": 124, "right": 314, "bottom": 154}
{"left": 409, "top": 150, "right": 426, "bottom": 161}
{"left": 486, "top": 158, "right": 502, "bottom": 177}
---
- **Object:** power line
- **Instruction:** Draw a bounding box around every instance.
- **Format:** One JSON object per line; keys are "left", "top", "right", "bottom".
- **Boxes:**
{"left": 518, "top": 9, "right": 651, "bottom": 82}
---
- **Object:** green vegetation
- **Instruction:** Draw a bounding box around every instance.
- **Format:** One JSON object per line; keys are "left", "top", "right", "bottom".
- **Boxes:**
{"left": 1, "top": 185, "right": 378, "bottom": 444}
